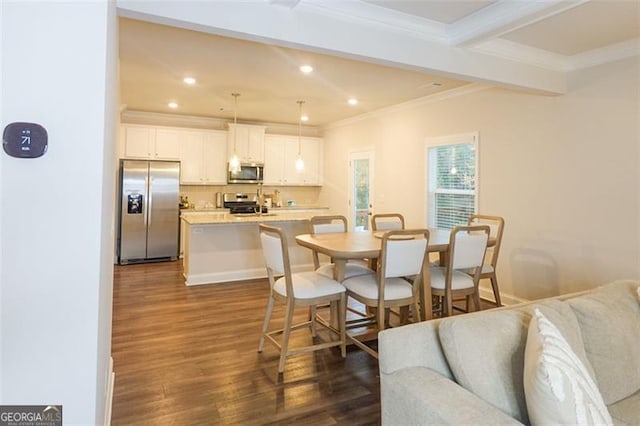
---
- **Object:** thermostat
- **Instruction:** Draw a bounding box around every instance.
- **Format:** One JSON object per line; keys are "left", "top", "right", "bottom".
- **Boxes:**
{"left": 3, "top": 122, "right": 48, "bottom": 158}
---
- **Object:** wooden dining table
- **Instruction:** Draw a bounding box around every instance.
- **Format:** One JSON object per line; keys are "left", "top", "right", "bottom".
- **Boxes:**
{"left": 295, "top": 228, "right": 455, "bottom": 321}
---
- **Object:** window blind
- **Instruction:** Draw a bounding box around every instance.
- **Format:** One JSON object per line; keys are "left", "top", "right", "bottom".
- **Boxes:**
{"left": 428, "top": 141, "right": 476, "bottom": 229}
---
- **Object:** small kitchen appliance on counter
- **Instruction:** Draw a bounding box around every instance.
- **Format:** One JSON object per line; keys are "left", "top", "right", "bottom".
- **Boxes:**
{"left": 223, "top": 192, "right": 268, "bottom": 215}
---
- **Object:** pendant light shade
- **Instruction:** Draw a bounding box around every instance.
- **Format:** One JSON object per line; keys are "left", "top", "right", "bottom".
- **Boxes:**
{"left": 229, "top": 93, "right": 241, "bottom": 174}
{"left": 295, "top": 100, "right": 305, "bottom": 173}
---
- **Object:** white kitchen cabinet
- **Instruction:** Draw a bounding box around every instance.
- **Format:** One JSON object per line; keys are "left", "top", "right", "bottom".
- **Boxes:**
{"left": 121, "top": 124, "right": 180, "bottom": 159}
{"left": 264, "top": 134, "right": 323, "bottom": 186}
{"left": 227, "top": 123, "right": 265, "bottom": 163}
{"left": 203, "top": 131, "right": 228, "bottom": 183}
{"left": 263, "top": 135, "right": 285, "bottom": 185}
{"left": 300, "top": 137, "right": 322, "bottom": 185}
{"left": 179, "top": 129, "right": 227, "bottom": 185}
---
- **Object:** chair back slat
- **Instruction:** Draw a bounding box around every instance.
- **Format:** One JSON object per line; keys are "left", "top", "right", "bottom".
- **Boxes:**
{"left": 451, "top": 226, "right": 490, "bottom": 270}
{"left": 375, "top": 220, "right": 403, "bottom": 231}
{"left": 310, "top": 215, "right": 348, "bottom": 234}
{"left": 371, "top": 213, "right": 405, "bottom": 231}
{"left": 313, "top": 222, "right": 346, "bottom": 234}
{"left": 467, "top": 214, "right": 504, "bottom": 268}
{"left": 384, "top": 238, "right": 427, "bottom": 278}
{"left": 260, "top": 232, "right": 285, "bottom": 275}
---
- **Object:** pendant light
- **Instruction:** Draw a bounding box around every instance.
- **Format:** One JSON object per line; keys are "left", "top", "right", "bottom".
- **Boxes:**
{"left": 229, "top": 93, "right": 241, "bottom": 174}
{"left": 295, "top": 100, "right": 305, "bottom": 173}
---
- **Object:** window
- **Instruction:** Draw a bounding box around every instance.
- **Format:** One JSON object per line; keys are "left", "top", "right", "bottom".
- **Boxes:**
{"left": 426, "top": 133, "right": 478, "bottom": 229}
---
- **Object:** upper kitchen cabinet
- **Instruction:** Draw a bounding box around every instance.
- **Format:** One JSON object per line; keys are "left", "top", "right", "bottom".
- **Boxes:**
{"left": 179, "top": 129, "right": 227, "bottom": 185}
{"left": 264, "top": 134, "right": 323, "bottom": 186}
{"left": 121, "top": 124, "right": 180, "bottom": 160}
{"left": 227, "top": 123, "right": 265, "bottom": 163}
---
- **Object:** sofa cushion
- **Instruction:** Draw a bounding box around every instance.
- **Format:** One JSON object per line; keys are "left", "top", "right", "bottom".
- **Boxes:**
{"left": 607, "top": 389, "right": 640, "bottom": 426}
{"left": 381, "top": 367, "right": 524, "bottom": 425}
{"left": 567, "top": 280, "right": 640, "bottom": 405}
{"left": 524, "top": 308, "right": 612, "bottom": 426}
{"left": 378, "top": 318, "right": 454, "bottom": 380}
{"left": 438, "top": 299, "right": 595, "bottom": 424}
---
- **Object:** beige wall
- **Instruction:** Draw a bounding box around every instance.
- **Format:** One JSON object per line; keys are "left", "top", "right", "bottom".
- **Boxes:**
{"left": 320, "top": 57, "right": 639, "bottom": 301}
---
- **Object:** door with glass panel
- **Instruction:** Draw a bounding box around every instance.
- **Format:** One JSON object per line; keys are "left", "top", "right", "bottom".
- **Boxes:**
{"left": 348, "top": 151, "right": 374, "bottom": 231}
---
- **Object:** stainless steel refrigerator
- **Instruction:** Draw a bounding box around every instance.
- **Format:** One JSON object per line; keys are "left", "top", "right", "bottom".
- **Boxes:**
{"left": 118, "top": 159, "right": 180, "bottom": 264}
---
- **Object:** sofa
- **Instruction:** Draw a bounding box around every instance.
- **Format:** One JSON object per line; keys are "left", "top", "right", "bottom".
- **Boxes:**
{"left": 379, "top": 280, "right": 640, "bottom": 425}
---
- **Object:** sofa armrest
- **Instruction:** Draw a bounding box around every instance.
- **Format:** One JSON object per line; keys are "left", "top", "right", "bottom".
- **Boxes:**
{"left": 379, "top": 320, "right": 453, "bottom": 379}
{"left": 381, "top": 367, "right": 523, "bottom": 425}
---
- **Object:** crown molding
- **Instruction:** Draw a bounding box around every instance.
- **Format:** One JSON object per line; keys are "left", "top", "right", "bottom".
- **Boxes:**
{"left": 567, "top": 37, "right": 640, "bottom": 71}
{"left": 121, "top": 110, "right": 228, "bottom": 129}
{"left": 470, "top": 38, "right": 568, "bottom": 71}
{"left": 325, "top": 83, "right": 490, "bottom": 130}
{"left": 120, "top": 110, "right": 322, "bottom": 136}
{"left": 468, "top": 37, "right": 640, "bottom": 72}
{"left": 448, "top": 0, "right": 587, "bottom": 46}
{"left": 299, "top": 0, "right": 447, "bottom": 43}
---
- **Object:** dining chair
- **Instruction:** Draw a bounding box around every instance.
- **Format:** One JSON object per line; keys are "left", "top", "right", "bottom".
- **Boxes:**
{"left": 430, "top": 225, "right": 490, "bottom": 317}
{"left": 309, "top": 215, "right": 374, "bottom": 280}
{"left": 371, "top": 213, "right": 405, "bottom": 231}
{"left": 258, "top": 224, "right": 347, "bottom": 373}
{"left": 467, "top": 214, "right": 505, "bottom": 306}
{"left": 342, "top": 229, "right": 430, "bottom": 358}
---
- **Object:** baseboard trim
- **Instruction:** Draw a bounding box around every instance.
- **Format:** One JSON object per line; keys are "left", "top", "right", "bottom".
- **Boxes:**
{"left": 104, "top": 357, "right": 114, "bottom": 426}
{"left": 478, "top": 286, "right": 528, "bottom": 306}
{"left": 185, "top": 263, "right": 316, "bottom": 286}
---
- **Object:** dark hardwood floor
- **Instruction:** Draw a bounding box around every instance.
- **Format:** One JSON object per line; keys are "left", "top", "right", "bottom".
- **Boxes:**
{"left": 111, "top": 261, "right": 497, "bottom": 425}
{"left": 111, "top": 261, "right": 381, "bottom": 425}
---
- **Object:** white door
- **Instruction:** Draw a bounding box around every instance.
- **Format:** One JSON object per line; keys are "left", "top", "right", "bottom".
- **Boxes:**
{"left": 348, "top": 150, "right": 374, "bottom": 231}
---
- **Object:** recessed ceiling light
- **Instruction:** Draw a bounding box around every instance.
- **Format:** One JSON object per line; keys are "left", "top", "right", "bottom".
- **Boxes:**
{"left": 347, "top": 98, "right": 358, "bottom": 106}
{"left": 299, "top": 65, "right": 313, "bottom": 74}
{"left": 183, "top": 77, "right": 196, "bottom": 85}
{"left": 168, "top": 102, "right": 178, "bottom": 109}
{"left": 301, "top": 114, "right": 309, "bottom": 122}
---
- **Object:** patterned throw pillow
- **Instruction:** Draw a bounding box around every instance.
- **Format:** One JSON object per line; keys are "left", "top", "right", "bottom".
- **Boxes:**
{"left": 523, "top": 308, "right": 613, "bottom": 426}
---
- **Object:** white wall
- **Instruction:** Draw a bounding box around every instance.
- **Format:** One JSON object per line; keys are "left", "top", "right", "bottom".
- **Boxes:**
{"left": 321, "top": 57, "right": 640, "bottom": 301}
{"left": 0, "top": 2, "right": 117, "bottom": 424}
{"left": 0, "top": 0, "right": 4, "bottom": 401}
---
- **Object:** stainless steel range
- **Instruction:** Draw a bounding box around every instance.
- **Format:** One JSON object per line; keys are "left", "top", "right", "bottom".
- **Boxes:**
{"left": 223, "top": 192, "right": 268, "bottom": 215}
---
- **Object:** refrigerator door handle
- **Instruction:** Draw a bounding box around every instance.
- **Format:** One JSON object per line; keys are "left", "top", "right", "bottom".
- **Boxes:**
{"left": 145, "top": 175, "right": 151, "bottom": 228}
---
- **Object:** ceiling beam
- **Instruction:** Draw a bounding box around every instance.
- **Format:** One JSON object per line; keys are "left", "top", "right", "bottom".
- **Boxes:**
{"left": 268, "top": 0, "right": 302, "bottom": 9}
{"left": 116, "top": 0, "right": 566, "bottom": 94}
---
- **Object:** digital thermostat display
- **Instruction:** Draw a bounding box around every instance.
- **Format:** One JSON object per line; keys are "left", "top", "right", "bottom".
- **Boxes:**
{"left": 3, "top": 122, "right": 48, "bottom": 158}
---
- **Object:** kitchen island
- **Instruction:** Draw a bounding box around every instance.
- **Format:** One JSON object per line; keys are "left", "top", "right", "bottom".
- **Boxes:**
{"left": 181, "top": 209, "right": 327, "bottom": 285}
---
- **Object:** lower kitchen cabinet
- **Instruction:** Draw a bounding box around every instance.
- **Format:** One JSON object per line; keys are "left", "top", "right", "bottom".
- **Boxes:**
{"left": 264, "top": 135, "right": 322, "bottom": 186}
{"left": 179, "top": 130, "right": 227, "bottom": 185}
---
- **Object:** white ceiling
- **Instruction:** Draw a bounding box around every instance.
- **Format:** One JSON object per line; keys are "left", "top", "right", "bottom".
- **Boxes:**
{"left": 118, "top": 0, "right": 639, "bottom": 127}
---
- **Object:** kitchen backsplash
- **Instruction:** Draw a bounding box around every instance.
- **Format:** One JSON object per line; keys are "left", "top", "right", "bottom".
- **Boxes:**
{"left": 180, "top": 184, "right": 322, "bottom": 209}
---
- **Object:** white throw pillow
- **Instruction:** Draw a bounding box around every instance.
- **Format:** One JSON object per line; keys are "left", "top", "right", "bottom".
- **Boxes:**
{"left": 524, "top": 308, "right": 613, "bottom": 426}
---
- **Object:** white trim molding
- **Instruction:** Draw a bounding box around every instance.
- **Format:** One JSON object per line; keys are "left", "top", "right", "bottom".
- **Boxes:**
{"left": 104, "top": 357, "right": 115, "bottom": 426}
{"left": 448, "top": 0, "right": 588, "bottom": 46}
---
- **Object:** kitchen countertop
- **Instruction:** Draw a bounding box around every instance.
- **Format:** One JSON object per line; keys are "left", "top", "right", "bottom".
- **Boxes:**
{"left": 181, "top": 210, "right": 325, "bottom": 225}
{"left": 181, "top": 206, "right": 328, "bottom": 214}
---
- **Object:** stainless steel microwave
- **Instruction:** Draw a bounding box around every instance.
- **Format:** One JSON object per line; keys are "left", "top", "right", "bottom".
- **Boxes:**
{"left": 228, "top": 163, "right": 264, "bottom": 184}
